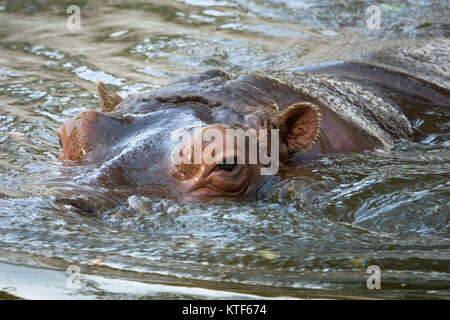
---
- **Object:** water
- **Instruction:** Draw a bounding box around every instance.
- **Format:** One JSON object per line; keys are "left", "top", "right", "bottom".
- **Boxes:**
{"left": 0, "top": 0, "right": 449, "bottom": 299}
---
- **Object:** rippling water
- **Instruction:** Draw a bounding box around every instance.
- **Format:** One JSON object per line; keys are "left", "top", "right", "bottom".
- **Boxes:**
{"left": 0, "top": 0, "right": 449, "bottom": 299}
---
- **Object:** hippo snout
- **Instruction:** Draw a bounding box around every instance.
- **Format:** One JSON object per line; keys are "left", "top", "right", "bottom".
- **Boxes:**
{"left": 57, "top": 110, "right": 102, "bottom": 161}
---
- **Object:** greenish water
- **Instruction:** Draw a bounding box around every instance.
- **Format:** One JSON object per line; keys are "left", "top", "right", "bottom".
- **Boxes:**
{"left": 0, "top": 0, "right": 449, "bottom": 299}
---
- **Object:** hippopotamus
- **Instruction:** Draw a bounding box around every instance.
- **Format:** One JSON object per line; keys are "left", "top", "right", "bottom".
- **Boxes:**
{"left": 56, "top": 39, "right": 449, "bottom": 204}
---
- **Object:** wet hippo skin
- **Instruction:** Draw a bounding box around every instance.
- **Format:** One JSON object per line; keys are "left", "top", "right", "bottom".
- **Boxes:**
{"left": 56, "top": 39, "right": 449, "bottom": 202}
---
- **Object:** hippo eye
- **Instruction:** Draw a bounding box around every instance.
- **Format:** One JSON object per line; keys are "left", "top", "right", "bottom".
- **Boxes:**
{"left": 217, "top": 163, "right": 236, "bottom": 171}
{"left": 188, "top": 160, "right": 249, "bottom": 196}
{"left": 58, "top": 138, "right": 62, "bottom": 148}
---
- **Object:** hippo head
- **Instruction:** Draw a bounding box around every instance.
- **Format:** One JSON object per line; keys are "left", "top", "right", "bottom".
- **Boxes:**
{"left": 56, "top": 70, "right": 320, "bottom": 201}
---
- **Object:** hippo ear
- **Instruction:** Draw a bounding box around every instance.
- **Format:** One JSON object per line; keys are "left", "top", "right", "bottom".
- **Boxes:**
{"left": 96, "top": 81, "right": 123, "bottom": 112}
{"left": 279, "top": 102, "right": 320, "bottom": 154}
